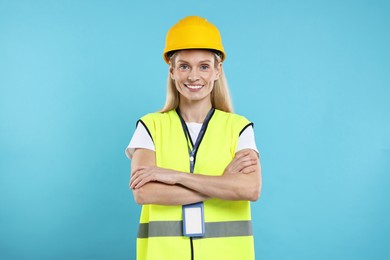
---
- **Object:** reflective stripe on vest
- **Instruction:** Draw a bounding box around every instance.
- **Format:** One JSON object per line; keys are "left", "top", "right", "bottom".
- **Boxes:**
{"left": 138, "top": 220, "right": 252, "bottom": 238}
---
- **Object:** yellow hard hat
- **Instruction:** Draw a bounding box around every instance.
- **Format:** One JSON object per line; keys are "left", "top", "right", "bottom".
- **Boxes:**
{"left": 163, "top": 16, "right": 226, "bottom": 63}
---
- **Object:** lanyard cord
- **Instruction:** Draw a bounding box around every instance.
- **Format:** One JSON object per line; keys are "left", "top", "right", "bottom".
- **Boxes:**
{"left": 176, "top": 108, "right": 215, "bottom": 260}
{"left": 176, "top": 108, "right": 214, "bottom": 260}
{"left": 176, "top": 108, "right": 215, "bottom": 173}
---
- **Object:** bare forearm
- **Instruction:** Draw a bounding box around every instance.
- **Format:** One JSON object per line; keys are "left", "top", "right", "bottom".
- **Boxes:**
{"left": 130, "top": 149, "right": 261, "bottom": 203}
{"left": 130, "top": 149, "right": 208, "bottom": 205}
{"left": 177, "top": 170, "right": 261, "bottom": 201}
{"left": 175, "top": 150, "right": 261, "bottom": 201}
{"left": 132, "top": 182, "right": 208, "bottom": 205}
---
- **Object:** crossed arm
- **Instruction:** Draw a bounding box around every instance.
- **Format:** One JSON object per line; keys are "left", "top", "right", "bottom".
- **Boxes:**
{"left": 129, "top": 148, "right": 262, "bottom": 205}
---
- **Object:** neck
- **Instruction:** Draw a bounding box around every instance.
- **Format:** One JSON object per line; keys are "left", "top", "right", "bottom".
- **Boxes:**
{"left": 178, "top": 101, "right": 212, "bottom": 123}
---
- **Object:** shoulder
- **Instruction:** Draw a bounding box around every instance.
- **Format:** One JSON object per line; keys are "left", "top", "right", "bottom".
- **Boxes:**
{"left": 139, "top": 110, "right": 177, "bottom": 125}
{"left": 138, "top": 110, "right": 180, "bottom": 137}
{"left": 213, "top": 109, "right": 252, "bottom": 128}
{"left": 140, "top": 111, "right": 166, "bottom": 121}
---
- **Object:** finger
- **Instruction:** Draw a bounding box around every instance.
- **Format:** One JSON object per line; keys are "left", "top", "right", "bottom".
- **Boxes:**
{"left": 131, "top": 175, "right": 146, "bottom": 189}
{"left": 224, "top": 152, "right": 252, "bottom": 174}
{"left": 130, "top": 169, "right": 147, "bottom": 189}
{"left": 134, "top": 174, "right": 153, "bottom": 189}
{"left": 240, "top": 153, "right": 257, "bottom": 162}
{"left": 235, "top": 151, "right": 250, "bottom": 160}
{"left": 231, "top": 156, "right": 256, "bottom": 172}
{"left": 236, "top": 152, "right": 256, "bottom": 162}
{"left": 129, "top": 170, "right": 140, "bottom": 187}
{"left": 240, "top": 165, "right": 257, "bottom": 174}
{"left": 236, "top": 159, "right": 257, "bottom": 172}
{"left": 130, "top": 176, "right": 140, "bottom": 189}
{"left": 131, "top": 166, "right": 146, "bottom": 176}
{"left": 132, "top": 168, "right": 158, "bottom": 189}
{"left": 230, "top": 158, "right": 251, "bottom": 172}
{"left": 237, "top": 149, "right": 257, "bottom": 160}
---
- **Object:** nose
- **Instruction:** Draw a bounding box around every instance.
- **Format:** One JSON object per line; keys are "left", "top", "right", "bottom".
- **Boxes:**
{"left": 187, "top": 69, "right": 199, "bottom": 82}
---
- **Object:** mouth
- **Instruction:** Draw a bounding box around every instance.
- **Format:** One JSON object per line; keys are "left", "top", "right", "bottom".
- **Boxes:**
{"left": 185, "top": 84, "right": 204, "bottom": 91}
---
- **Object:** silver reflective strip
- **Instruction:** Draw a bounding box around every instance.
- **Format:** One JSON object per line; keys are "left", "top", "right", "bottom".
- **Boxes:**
{"left": 138, "top": 221, "right": 182, "bottom": 238}
{"left": 203, "top": 220, "right": 253, "bottom": 238}
{"left": 138, "top": 220, "right": 252, "bottom": 239}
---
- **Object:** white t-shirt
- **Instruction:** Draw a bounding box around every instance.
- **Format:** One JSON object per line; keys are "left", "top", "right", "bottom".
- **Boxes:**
{"left": 125, "top": 122, "right": 259, "bottom": 159}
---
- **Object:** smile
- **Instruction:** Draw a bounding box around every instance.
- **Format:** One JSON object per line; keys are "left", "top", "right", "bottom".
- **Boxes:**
{"left": 185, "top": 84, "right": 203, "bottom": 90}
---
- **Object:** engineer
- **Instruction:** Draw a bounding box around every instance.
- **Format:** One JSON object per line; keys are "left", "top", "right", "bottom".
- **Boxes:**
{"left": 126, "top": 16, "right": 262, "bottom": 260}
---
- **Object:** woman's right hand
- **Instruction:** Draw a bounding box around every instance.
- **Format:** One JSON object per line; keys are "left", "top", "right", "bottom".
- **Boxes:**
{"left": 130, "top": 166, "right": 181, "bottom": 189}
{"left": 223, "top": 149, "right": 258, "bottom": 175}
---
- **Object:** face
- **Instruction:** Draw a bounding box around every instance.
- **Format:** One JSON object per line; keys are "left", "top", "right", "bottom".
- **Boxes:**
{"left": 170, "top": 49, "right": 221, "bottom": 105}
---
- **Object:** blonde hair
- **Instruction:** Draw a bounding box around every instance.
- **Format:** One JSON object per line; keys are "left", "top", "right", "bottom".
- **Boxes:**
{"left": 160, "top": 51, "right": 234, "bottom": 113}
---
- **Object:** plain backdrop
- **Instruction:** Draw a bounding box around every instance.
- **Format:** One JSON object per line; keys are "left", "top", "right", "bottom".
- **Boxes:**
{"left": 1, "top": 0, "right": 389, "bottom": 259}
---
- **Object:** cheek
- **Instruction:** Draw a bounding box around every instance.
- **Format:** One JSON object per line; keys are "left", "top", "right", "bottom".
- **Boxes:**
{"left": 174, "top": 80, "right": 185, "bottom": 92}
{"left": 173, "top": 72, "right": 187, "bottom": 82}
{"left": 206, "top": 74, "right": 216, "bottom": 85}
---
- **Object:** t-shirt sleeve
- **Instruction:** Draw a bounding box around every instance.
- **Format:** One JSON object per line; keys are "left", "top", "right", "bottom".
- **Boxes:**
{"left": 125, "top": 122, "right": 155, "bottom": 159}
{"left": 236, "top": 125, "right": 259, "bottom": 155}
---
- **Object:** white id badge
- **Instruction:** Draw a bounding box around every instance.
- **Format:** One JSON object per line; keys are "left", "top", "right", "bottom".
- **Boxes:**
{"left": 182, "top": 202, "right": 205, "bottom": 237}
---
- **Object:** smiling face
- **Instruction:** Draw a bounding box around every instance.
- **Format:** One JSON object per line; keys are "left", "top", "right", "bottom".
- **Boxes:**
{"left": 170, "top": 49, "right": 221, "bottom": 107}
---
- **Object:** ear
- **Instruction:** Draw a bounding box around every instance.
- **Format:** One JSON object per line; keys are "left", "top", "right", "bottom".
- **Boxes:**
{"left": 215, "top": 62, "right": 222, "bottom": 80}
{"left": 169, "top": 63, "right": 174, "bottom": 80}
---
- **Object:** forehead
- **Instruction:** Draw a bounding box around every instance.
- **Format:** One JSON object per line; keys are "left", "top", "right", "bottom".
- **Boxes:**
{"left": 174, "top": 49, "right": 215, "bottom": 62}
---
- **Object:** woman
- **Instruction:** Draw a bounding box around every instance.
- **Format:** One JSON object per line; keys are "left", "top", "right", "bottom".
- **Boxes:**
{"left": 126, "top": 16, "right": 262, "bottom": 260}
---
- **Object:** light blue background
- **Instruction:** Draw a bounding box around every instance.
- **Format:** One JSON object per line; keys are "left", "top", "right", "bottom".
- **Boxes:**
{"left": 1, "top": 0, "right": 389, "bottom": 259}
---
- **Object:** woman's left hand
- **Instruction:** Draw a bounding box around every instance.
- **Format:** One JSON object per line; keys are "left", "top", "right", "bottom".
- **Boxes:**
{"left": 130, "top": 166, "right": 180, "bottom": 189}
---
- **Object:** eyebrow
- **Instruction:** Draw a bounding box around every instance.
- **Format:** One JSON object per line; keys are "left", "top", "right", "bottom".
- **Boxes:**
{"left": 176, "top": 59, "right": 213, "bottom": 63}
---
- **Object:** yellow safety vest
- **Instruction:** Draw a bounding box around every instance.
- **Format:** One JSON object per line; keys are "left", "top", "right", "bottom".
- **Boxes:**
{"left": 136, "top": 109, "right": 255, "bottom": 260}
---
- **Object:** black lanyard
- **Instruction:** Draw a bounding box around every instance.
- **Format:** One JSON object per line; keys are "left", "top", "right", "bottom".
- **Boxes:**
{"left": 176, "top": 108, "right": 215, "bottom": 173}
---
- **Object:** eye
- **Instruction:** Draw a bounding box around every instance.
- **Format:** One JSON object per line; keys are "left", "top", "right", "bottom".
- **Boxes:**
{"left": 178, "top": 64, "right": 190, "bottom": 70}
{"left": 200, "top": 64, "right": 210, "bottom": 70}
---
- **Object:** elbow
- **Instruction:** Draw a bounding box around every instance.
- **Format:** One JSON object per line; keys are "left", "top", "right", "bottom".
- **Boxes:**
{"left": 247, "top": 185, "right": 260, "bottom": 202}
{"left": 248, "top": 182, "right": 261, "bottom": 202}
{"left": 231, "top": 178, "right": 261, "bottom": 201}
{"left": 249, "top": 170, "right": 262, "bottom": 202}
{"left": 132, "top": 187, "right": 146, "bottom": 205}
{"left": 249, "top": 185, "right": 260, "bottom": 202}
{"left": 231, "top": 183, "right": 260, "bottom": 201}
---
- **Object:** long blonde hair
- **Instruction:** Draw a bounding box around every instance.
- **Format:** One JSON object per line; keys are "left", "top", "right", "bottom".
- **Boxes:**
{"left": 160, "top": 51, "right": 234, "bottom": 113}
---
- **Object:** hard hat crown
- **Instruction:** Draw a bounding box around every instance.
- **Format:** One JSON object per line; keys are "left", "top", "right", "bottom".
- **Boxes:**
{"left": 163, "top": 16, "right": 225, "bottom": 63}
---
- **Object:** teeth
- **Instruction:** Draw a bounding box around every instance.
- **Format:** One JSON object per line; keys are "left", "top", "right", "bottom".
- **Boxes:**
{"left": 187, "top": 85, "right": 203, "bottom": 89}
